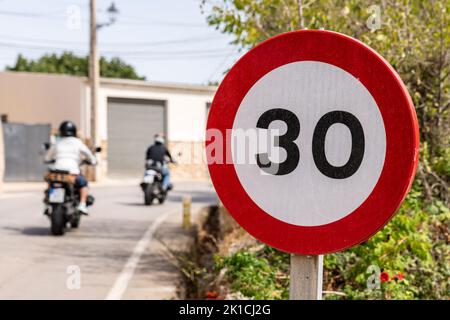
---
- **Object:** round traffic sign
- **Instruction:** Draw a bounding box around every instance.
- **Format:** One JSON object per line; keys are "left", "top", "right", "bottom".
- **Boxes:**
{"left": 206, "top": 30, "right": 419, "bottom": 254}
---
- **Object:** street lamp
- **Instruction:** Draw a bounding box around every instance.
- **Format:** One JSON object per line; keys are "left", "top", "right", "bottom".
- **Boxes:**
{"left": 107, "top": 2, "right": 119, "bottom": 24}
{"left": 97, "top": 2, "right": 119, "bottom": 29}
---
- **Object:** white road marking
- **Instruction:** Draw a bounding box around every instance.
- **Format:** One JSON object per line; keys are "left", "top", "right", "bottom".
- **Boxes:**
{"left": 105, "top": 209, "right": 177, "bottom": 300}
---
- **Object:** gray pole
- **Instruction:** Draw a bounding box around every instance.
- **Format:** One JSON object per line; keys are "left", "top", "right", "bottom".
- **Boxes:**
{"left": 289, "top": 255, "right": 323, "bottom": 300}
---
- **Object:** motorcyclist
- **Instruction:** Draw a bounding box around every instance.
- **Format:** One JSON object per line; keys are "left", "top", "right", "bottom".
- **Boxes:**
{"left": 145, "top": 134, "right": 174, "bottom": 191}
{"left": 44, "top": 121, "right": 97, "bottom": 215}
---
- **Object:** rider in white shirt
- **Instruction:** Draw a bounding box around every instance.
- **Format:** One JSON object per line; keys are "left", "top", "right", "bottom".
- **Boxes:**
{"left": 45, "top": 121, "right": 97, "bottom": 214}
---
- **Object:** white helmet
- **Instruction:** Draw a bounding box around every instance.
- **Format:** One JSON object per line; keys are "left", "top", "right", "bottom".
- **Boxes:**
{"left": 155, "top": 134, "right": 165, "bottom": 144}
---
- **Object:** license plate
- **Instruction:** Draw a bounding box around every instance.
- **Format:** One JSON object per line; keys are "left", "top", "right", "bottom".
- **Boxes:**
{"left": 143, "top": 174, "right": 155, "bottom": 184}
{"left": 49, "top": 188, "right": 65, "bottom": 203}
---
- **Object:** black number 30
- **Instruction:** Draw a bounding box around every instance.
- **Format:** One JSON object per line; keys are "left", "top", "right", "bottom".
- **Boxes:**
{"left": 256, "top": 108, "right": 365, "bottom": 179}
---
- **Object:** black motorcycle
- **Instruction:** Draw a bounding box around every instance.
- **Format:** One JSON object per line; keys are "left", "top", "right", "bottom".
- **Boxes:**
{"left": 43, "top": 144, "right": 100, "bottom": 236}
{"left": 140, "top": 160, "right": 172, "bottom": 205}
{"left": 43, "top": 168, "right": 94, "bottom": 235}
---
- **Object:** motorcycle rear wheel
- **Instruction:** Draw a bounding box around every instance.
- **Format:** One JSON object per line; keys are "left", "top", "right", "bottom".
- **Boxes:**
{"left": 144, "top": 185, "right": 154, "bottom": 205}
{"left": 51, "top": 204, "right": 65, "bottom": 236}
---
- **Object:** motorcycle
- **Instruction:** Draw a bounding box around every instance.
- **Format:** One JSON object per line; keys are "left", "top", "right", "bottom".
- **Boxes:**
{"left": 140, "top": 159, "right": 172, "bottom": 205}
{"left": 42, "top": 144, "right": 100, "bottom": 236}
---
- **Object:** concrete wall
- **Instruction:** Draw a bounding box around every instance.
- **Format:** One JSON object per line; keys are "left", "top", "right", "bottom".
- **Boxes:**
{"left": 0, "top": 120, "right": 4, "bottom": 191}
{"left": 96, "top": 80, "right": 215, "bottom": 143}
{"left": 0, "top": 72, "right": 85, "bottom": 136}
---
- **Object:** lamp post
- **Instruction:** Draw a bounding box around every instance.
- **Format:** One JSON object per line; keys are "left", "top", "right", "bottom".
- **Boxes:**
{"left": 89, "top": 1, "right": 118, "bottom": 179}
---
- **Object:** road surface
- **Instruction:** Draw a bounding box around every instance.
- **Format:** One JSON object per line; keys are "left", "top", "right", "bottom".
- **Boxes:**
{"left": 0, "top": 181, "right": 216, "bottom": 299}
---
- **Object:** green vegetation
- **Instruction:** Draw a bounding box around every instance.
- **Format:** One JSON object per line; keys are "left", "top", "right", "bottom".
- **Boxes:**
{"left": 215, "top": 246, "right": 290, "bottom": 299}
{"left": 6, "top": 52, "right": 145, "bottom": 80}
{"left": 202, "top": 0, "right": 449, "bottom": 299}
{"left": 323, "top": 182, "right": 449, "bottom": 299}
{"left": 214, "top": 185, "right": 448, "bottom": 299}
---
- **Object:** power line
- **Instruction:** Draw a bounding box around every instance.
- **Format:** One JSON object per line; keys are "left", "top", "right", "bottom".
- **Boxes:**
{"left": 0, "top": 41, "right": 87, "bottom": 55}
{"left": 0, "top": 8, "right": 239, "bottom": 66}
{"left": 0, "top": 9, "right": 64, "bottom": 18}
{"left": 0, "top": 34, "right": 222, "bottom": 47}
{"left": 104, "top": 48, "right": 232, "bottom": 56}
{"left": 112, "top": 17, "right": 205, "bottom": 28}
{"left": 108, "top": 13, "right": 204, "bottom": 26}
{"left": 109, "top": 51, "right": 240, "bottom": 61}
{"left": 0, "top": 9, "right": 206, "bottom": 28}
{"left": 207, "top": 50, "right": 240, "bottom": 82}
{"left": 0, "top": 40, "right": 232, "bottom": 56}
{"left": 0, "top": 43, "right": 240, "bottom": 62}
{"left": 100, "top": 35, "right": 220, "bottom": 46}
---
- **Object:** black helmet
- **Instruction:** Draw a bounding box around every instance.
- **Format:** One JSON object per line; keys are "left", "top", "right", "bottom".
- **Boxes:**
{"left": 59, "top": 121, "right": 77, "bottom": 137}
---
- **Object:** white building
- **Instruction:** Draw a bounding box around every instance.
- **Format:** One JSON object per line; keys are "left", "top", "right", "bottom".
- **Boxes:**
{"left": 0, "top": 71, "right": 216, "bottom": 182}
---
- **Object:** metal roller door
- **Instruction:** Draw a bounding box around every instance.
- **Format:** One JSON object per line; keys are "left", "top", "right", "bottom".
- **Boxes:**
{"left": 2, "top": 122, "right": 51, "bottom": 181}
{"left": 107, "top": 98, "right": 166, "bottom": 178}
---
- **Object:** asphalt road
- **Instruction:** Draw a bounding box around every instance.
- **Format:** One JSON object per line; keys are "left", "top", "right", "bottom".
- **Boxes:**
{"left": 0, "top": 181, "right": 216, "bottom": 300}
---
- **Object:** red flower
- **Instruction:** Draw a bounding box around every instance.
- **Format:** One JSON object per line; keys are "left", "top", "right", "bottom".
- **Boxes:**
{"left": 206, "top": 291, "right": 219, "bottom": 299}
{"left": 379, "top": 271, "right": 390, "bottom": 282}
{"left": 396, "top": 272, "right": 405, "bottom": 281}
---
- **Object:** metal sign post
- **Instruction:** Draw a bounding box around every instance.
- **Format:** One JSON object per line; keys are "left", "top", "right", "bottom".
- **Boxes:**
{"left": 290, "top": 255, "right": 323, "bottom": 300}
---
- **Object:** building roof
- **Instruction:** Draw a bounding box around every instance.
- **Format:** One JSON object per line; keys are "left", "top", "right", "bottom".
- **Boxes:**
{"left": 0, "top": 71, "right": 217, "bottom": 94}
{"left": 98, "top": 76, "right": 217, "bottom": 94}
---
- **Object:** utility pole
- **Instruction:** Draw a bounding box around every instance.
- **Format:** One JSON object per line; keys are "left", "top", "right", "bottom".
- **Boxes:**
{"left": 89, "top": 1, "right": 118, "bottom": 152}
{"left": 89, "top": 0, "right": 99, "bottom": 150}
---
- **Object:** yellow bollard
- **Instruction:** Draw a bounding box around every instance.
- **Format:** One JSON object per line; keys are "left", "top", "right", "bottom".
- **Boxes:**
{"left": 182, "top": 196, "right": 192, "bottom": 229}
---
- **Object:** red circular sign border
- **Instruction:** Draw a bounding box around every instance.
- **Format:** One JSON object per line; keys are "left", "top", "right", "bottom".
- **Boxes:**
{"left": 206, "top": 30, "right": 419, "bottom": 254}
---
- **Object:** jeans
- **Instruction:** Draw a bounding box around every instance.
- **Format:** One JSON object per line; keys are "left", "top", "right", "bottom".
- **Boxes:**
{"left": 75, "top": 174, "right": 88, "bottom": 188}
{"left": 161, "top": 166, "right": 170, "bottom": 190}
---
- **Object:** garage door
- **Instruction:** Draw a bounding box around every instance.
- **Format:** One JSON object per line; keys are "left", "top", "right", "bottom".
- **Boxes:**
{"left": 107, "top": 98, "right": 166, "bottom": 178}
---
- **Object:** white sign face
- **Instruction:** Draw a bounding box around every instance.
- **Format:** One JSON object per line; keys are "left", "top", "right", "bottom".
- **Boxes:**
{"left": 231, "top": 61, "right": 386, "bottom": 226}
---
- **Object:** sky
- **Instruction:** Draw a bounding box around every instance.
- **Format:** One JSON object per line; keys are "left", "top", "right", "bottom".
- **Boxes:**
{"left": 0, "top": 0, "right": 245, "bottom": 84}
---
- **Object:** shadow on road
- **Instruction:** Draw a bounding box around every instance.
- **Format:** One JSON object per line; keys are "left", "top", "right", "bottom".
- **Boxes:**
{"left": 116, "top": 202, "right": 146, "bottom": 207}
{"left": 3, "top": 224, "right": 81, "bottom": 237}
{"left": 115, "top": 188, "right": 216, "bottom": 206}
{"left": 22, "top": 226, "right": 51, "bottom": 236}
{"left": 168, "top": 190, "right": 217, "bottom": 204}
{"left": 1, "top": 226, "right": 51, "bottom": 236}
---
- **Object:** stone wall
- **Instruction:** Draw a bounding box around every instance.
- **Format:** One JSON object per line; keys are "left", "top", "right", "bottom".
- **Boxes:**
{"left": 168, "top": 141, "right": 209, "bottom": 181}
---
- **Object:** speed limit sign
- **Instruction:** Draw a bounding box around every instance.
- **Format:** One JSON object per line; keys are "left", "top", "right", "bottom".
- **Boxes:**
{"left": 206, "top": 30, "right": 419, "bottom": 255}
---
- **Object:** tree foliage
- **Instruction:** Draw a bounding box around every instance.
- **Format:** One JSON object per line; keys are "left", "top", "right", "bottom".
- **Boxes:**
{"left": 202, "top": 0, "right": 449, "bottom": 299}
{"left": 6, "top": 52, "right": 145, "bottom": 80}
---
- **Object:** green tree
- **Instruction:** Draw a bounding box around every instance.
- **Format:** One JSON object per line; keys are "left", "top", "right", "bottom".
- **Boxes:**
{"left": 6, "top": 52, "right": 145, "bottom": 80}
{"left": 202, "top": 0, "right": 449, "bottom": 299}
